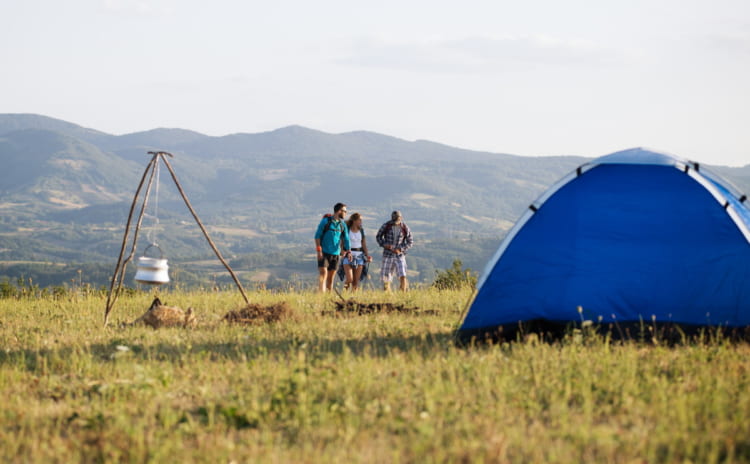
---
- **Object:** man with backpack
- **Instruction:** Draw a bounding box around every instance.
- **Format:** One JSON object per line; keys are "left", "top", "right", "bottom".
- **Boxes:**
{"left": 314, "top": 202, "right": 351, "bottom": 292}
{"left": 376, "top": 210, "right": 413, "bottom": 292}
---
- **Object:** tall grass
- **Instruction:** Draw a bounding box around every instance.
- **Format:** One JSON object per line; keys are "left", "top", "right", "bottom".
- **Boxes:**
{"left": 1, "top": 288, "right": 749, "bottom": 463}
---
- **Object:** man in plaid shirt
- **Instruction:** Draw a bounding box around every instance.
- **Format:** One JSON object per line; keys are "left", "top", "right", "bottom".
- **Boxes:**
{"left": 376, "top": 210, "right": 414, "bottom": 291}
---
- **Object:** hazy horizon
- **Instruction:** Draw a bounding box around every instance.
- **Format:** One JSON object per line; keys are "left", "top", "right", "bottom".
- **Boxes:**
{"left": 2, "top": 0, "right": 749, "bottom": 166}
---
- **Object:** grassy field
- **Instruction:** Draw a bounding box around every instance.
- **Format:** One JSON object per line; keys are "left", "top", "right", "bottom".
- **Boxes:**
{"left": 1, "top": 288, "right": 749, "bottom": 463}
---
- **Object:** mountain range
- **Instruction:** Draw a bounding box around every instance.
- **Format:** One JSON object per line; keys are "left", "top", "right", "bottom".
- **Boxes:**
{"left": 1, "top": 113, "right": 748, "bottom": 288}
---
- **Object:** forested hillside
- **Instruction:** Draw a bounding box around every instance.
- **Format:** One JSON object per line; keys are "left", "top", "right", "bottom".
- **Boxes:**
{"left": 1, "top": 114, "right": 747, "bottom": 289}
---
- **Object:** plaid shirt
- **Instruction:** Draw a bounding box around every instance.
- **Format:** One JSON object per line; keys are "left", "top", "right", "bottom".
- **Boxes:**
{"left": 376, "top": 220, "right": 413, "bottom": 257}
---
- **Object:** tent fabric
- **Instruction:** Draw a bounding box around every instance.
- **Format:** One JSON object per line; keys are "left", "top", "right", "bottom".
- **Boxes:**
{"left": 457, "top": 148, "right": 750, "bottom": 341}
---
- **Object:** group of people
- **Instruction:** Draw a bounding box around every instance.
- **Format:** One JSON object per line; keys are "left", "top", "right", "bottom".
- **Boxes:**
{"left": 314, "top": 203, "right": 414, "bottom": 292}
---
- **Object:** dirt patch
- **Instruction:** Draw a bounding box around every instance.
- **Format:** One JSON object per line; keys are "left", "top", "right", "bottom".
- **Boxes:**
{"left": 327, "top": 299, "right": 437, "bottom": 316}
{"left": 223, "top": 302, "right": 294, "bottom": 325}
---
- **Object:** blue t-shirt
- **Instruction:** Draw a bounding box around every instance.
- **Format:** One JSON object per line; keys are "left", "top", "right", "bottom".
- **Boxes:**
{"left": 314, "top": 217, "right": 351, "bottom": 255}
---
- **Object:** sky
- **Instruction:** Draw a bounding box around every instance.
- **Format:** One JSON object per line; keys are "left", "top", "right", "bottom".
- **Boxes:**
{"left": 1, "top": 0, "right": 749, "bottom": 166}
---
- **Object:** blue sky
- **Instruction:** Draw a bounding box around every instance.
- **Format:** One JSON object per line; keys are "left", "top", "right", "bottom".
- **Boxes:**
{"left": 2, "top": 0, "right": 749, "bottom": 166}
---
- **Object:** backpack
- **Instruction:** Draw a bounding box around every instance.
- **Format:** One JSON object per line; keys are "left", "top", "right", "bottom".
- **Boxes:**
{"left": 321, "top": 214, "right": 345, "bottom": 240}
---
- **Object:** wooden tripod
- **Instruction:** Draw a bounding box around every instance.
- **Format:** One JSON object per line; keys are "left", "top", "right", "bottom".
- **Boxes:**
{"left": 103, "top": 151, "right": 249, "bottom": 326}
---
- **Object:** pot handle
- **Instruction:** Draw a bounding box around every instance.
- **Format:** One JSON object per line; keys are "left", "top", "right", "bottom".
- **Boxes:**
{"left": 141, "top": 243, "right": 164, "bottom": 259}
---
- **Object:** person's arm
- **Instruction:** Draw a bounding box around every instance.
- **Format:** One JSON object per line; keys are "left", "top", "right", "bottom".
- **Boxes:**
{"left": 376, "top": 223, "right": 387, "bottom": 248}
{"left": 315, "top": 238, "right": 323, "bottom": 260}
{"left": 401, "top": 224, "right": 413, "bottom": 253}
{"left": 314, "top": 219, "right": 325, "bottom": 259}
{"left": 342, "top": 223, "right": 351, "bottom": 254}
{"left": 362, "top": 236, "right": 372, "bottom": 262}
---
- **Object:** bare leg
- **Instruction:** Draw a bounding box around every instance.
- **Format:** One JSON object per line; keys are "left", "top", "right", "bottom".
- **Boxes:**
{"left": 344, "top": 264, "right": 354, "bottom": 290}
{"left": 318, "top": 267, "right": 328, "bottom": 292}
{"left": 399, "top": 276, "right": 408, "bottom": 292}
{"left": 382, "top": 258, "right": 393, "bottom": 292}
{"left": 325, "top": 270, "right": 336, "bottom": 291}
{"left": 352, "top": 266, "right": 364, "bottom": 291}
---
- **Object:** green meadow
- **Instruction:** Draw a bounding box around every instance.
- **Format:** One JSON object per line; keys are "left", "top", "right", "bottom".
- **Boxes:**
{"left": 1, "top": 288, "right": 749, "bottom": 463}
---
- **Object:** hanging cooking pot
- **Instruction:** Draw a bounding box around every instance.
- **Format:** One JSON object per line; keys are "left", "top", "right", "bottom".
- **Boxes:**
{"left": 134, "top": 244, "right": 170, "bottom": 285}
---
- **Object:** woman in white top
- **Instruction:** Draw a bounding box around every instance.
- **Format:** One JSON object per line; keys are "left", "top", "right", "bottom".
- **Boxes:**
{"left": 343, "top": 213, "right": 372, "bottom": 291}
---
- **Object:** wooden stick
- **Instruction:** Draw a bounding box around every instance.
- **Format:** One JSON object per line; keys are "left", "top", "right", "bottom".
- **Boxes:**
{"left": 158, "top": 153, "right": 250, "bottom": 304}
{"left": 333, "top": 286, "right": 346, "bottom": 303}
{"left": 104, "top": 154, "right": 159, "bottom": 325}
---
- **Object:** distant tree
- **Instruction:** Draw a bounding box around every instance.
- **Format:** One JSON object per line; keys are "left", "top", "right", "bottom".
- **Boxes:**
{"left": 0, "top": 278, "right": 17, "bottom": 298}
{"left": 432, "top": 259, "right": 477, "bottom": 290}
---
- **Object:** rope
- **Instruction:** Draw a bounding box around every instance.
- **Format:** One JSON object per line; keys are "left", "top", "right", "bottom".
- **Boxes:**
{"left": 104, "top": 154, "right": 159, "bottom": 325}
{"left": 147, "top": 160, "right": 161, "bottom": 245}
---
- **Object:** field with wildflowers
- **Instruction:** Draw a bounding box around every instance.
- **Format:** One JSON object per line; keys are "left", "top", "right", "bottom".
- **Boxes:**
{"left": 1, "top": 288, "right": 749, "bottom": 463}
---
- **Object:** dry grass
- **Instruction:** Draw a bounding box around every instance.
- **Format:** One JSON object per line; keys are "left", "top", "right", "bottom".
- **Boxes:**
{"left": 1, "top": 288, "right": 749, "bottom": 463}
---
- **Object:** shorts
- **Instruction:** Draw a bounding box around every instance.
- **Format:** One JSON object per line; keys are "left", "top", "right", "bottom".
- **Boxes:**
{"left": 342, "top": 253, "right": 366, "bottom": 266}
{"left": 318, "top": 253, "right": 340, "bottom": 271}
{"left": 380, "top": 254, "right": 407, "bottom": 281}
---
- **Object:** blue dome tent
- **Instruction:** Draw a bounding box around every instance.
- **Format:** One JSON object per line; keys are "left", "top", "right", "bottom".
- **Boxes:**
{"left": 457, "top": 148, "right": 750, "bottom": 342}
